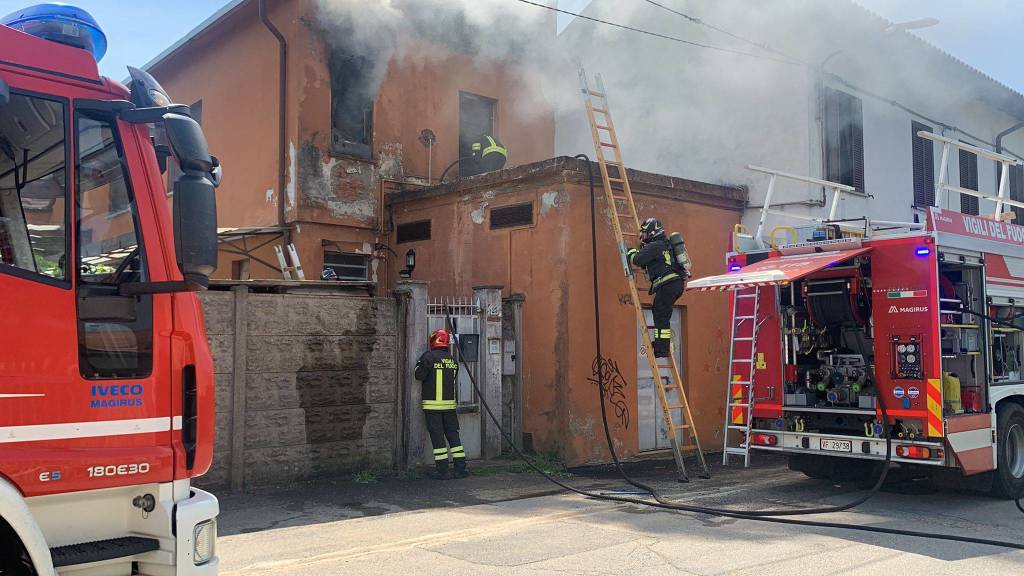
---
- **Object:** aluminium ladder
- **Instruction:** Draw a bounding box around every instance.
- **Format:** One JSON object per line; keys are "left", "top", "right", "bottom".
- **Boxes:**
{"left": 721, "top": 287, "right": 762, "bottom": 466}
{"left": 580, "top": 69, "right": 709, "bottom": 481}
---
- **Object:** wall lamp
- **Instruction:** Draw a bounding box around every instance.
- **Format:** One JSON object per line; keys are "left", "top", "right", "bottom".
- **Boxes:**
{"left": 400, "top": 249, "right": 416, "bottom": 278}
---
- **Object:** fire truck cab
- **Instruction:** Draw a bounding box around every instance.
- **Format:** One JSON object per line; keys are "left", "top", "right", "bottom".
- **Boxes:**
{"left": 691, "top": 161, "right": 1024, "bottom": 499}
{"left": 1, "top": 4, "right": 220, "bottom": 574}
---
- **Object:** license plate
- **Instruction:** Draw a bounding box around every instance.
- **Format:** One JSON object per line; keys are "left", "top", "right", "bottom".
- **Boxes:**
{"left": 820, "top": 439, "right": 852, "bottom": 453}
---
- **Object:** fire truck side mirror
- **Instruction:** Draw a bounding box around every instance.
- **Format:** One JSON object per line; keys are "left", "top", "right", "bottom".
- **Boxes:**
{"left": 165, "top": 113, "right": 218, "bottom": 287}
{"left": 0, "top": 78, "right": 9, "bottom": 108}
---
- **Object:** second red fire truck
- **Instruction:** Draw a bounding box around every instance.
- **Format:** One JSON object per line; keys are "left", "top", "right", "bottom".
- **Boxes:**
{"left": 691, "top": 161, "right": 1024, "bottom": 499}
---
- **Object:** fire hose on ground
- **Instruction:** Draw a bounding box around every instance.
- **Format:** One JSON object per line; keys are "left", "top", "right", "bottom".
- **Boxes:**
{"left": 436, "top": 153, "right": 1023, "bottom": 550}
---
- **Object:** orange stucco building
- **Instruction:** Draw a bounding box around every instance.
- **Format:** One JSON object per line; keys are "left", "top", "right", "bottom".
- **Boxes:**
{"left": 146, "top": 0, "right": 554, "bottom": 284}
{"left": 389, "top": 158, "right": 746, "bottom": 465}
{"left": 146, "top": 0, "right": 748, "bottom": 466}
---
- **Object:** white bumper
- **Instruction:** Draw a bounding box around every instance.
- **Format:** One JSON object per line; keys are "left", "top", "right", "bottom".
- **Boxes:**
{"left": 749, "top": 428, "right": 947, "bottom": 467}
{"left": 174, "top": 487, "right": 219, "bottom": 575}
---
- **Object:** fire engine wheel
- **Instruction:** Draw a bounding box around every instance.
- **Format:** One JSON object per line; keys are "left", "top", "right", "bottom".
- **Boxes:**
{"left": 0, "top": 546, "right": 35, "bottom": 576}
{"left": 993, "top": 402, "right": 1024, "bottom": 499}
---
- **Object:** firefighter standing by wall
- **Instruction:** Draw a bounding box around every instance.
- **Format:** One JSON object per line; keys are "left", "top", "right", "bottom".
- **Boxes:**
{"left": 414, "top": 329, "right": 469, "bottom": 479}
{"left": 628, "top": 218, "right": 692, "bottom": 358}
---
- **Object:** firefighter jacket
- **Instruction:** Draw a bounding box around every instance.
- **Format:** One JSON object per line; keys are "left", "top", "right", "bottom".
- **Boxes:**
{"left": 628, "top": 237, "right": 682, "bottom": 291}
{"left": 471, "top": 135, "right": 508, "bottom": 160}
{"left": 414, "top": 348, "right": 459, "bottom": 411}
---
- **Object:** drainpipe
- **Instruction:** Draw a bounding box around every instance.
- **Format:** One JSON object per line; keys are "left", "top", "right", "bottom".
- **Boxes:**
{"left": 995, "top": 120, "right": 1024, "bottom": 154}
{"left": 259, "top": 0, "right": 291, "bottom": 246}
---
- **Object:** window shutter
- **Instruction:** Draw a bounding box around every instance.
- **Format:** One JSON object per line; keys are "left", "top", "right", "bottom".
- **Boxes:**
{"left": 911, "top": 121, "right": 934, "bottom": 207}
{"left": 848, "top": 94, "right": 865, "bottom": 192}
{"left": 824, "top": 88, "right": 842, "bottom": 185}
{"left": 823, "top": 88, "right": 865, "bottom": 192}
{"left": 959, "top": 146, "right": 979, "bottom": 215}
{"left": 1011, "top": 164, "right": 1024, "bottom": 224}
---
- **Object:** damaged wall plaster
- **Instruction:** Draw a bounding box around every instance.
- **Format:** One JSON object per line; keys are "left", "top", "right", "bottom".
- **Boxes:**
{"left": 298, "top": 137, "right": 378, "bottom": 222}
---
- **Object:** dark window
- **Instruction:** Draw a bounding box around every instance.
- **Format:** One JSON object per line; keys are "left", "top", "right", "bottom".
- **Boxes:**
{"left": 324, "top": 251, "right": 369, "bottom": 281}
{"left": 0, "top": 91, "right": 68, "bottom": 282}
{"left": 823, "top": 88, "right": 865, "bottom": 192}
{"left": 996, "top": 163, "right": 1024, "bottom": 224}
{"left": 75, "top": 111, "right": 152, "bottom": 379}
{"left": 1011, "top": 164, "right": 1024, "bottom": 224}
{"left": 330, "top": 49, "right": 374, "bottom": 160}
{"left": 397, "top": 220, "right": 431, "bottom": 243}
{"left": 459, "top": 92, "right": 496, "bottom": 177}
{"left": 490, "top": 203, "right": 533, "bottom": 229}
{"left": 959, "top": 144, "right": 979, "bottom": 215}
{"left": 911, "top": 121, "right": 934, "bottom": 208}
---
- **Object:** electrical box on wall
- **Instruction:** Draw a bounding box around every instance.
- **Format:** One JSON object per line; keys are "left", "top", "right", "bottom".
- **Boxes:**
{"left": 456, "top": 334, "right": 479, "bottom": 362}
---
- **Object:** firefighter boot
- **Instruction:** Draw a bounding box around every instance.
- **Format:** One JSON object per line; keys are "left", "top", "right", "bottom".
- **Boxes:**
{"left": 431, "top": 459, "right": 451, "bottom": 480}
{"left": 653, "top": 337, "right": 671, "bottom": 358}
{"left": 452, "top": 458, "right": 469, "bottom": 479}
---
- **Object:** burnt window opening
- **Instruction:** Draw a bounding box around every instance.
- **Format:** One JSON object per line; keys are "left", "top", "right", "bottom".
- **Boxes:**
{"left": 459, "top": 92, "right": 496, "bottom": 177}
{"left": 911, "top": 121, "right": 934, "bottom": 208}
{"left": 330, "top": 50, "right": 374, "bottom": 160}
{"left": 823, "top": 88, "right": 865, "bottom": 192}
{"left": 324, "top": 251, "right": 370, "bottom": 281}
{"left": 490, "top": 203, "right": 532, "bottom": 230}
{"left": 959, "top": 144, "right": 979, "bottom": 215}
{"left": 397, "top": 220, "right": 431, "bottom": 243}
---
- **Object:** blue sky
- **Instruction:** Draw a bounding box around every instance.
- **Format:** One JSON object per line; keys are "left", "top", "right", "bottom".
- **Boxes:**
{"left": 2, "top": 1, "right": 1021, "bottom": 93}
{"left": 0, "top": 1, "right": 228, "bottom": 78}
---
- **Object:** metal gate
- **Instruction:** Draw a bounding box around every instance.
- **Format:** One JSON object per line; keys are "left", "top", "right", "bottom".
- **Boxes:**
{"left": 427, "top": 296, "right": 483, "bottom": 458}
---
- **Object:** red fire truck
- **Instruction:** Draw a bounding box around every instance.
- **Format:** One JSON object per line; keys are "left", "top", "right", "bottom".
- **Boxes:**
{"left": 690, "top": 159, "right": 1024, "bottom": 499}
{"left": 1, "top": 4, "right": 220, "bottom": 574}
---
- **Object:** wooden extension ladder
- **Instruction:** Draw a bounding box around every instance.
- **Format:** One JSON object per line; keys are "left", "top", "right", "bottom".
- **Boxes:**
{"left": 580, "top": 68, "right": 709, "bottom": 481}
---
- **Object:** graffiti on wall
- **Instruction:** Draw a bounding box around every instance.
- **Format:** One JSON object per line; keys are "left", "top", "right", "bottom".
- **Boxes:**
{"left": 588, "top": 355, "right": 631, "bottom": 430}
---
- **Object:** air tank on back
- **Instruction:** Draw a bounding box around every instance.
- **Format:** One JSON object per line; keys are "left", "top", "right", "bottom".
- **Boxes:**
{"left": 668, "top": 232, "right": 692, "bottom": 276}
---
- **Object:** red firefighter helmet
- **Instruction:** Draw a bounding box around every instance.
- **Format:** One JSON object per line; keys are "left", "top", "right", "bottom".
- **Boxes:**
{"left": 430, "top": 329, "right": 451, "bottom": 349}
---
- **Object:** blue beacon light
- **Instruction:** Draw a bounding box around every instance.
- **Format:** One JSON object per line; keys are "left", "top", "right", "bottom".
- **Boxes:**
{"left": 1, "top": 3, "right": 108, "bottom": 62}
{"left": 915, "top": 247, "right": 931, "bottom": 257}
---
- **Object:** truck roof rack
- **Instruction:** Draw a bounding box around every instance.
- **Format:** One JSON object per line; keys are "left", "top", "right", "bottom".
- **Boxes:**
{"left": 745, "top": 165, "right": 923, "bottom": 249}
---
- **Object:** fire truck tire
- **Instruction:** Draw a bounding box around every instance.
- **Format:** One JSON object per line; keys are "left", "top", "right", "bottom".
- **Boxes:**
{"left": 993, "top": 402, "right": 1024, "bottom": 499}
{"left": 0, "top": 524, "right": 36, "bottom": 576}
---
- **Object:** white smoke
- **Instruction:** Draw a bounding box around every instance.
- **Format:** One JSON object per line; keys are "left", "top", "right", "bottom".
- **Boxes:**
{"left": 312, "top": 0, "right": 561, "bottom": 121}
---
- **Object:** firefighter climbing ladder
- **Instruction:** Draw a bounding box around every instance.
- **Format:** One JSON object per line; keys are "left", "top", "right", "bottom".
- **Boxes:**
{"left": 721, "top": 287, "right": 762, "bottom": 467}
{"left": 580, "top": 68, "right": 709, "bottom": 481}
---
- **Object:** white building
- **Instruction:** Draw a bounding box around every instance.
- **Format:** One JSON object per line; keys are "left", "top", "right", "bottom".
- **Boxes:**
{"left": 554, "top": 0, "right": 1024, "bottom": 238}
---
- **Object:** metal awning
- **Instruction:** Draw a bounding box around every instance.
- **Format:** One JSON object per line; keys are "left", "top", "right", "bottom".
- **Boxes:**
{"left": 687, "top": 247, "right": 872, "bottom": 291}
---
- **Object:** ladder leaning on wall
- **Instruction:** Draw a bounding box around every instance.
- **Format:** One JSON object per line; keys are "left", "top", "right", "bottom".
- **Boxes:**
{"left": 579, "top": 68, "right": 710, "bottom": 481}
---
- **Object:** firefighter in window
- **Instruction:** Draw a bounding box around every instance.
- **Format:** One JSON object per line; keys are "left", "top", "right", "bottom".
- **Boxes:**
{"left": 468, "top": 133, "right": 507, "bottom": 176}
{"left": 627, "top": 218, "right": 692, "bottom": 358}
{"left": 414, "top": 329, "right": 468, "bottom": 479}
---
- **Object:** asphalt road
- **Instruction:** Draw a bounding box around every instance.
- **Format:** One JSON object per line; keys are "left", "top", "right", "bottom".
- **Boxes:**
{"left": 215, "top": 457, "right": 1024, "bottom": 575}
